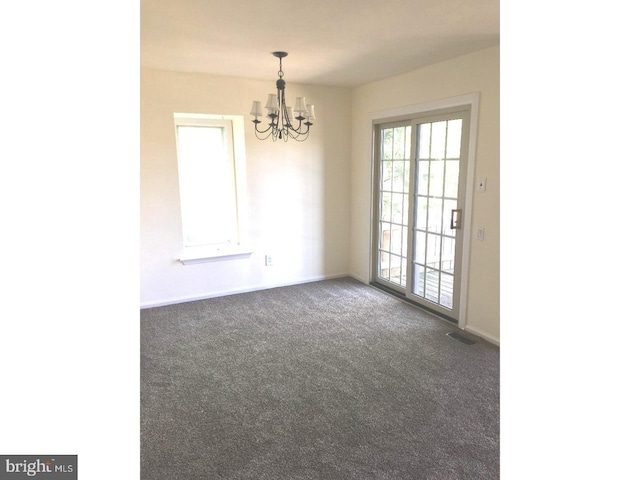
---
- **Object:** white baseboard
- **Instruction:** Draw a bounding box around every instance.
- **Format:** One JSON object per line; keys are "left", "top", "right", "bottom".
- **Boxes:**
{"left": 463, "top": 325, "right": 500, "bottom": 346}
{"left": 140, "top": 272, "right": 351, "bottom": 309}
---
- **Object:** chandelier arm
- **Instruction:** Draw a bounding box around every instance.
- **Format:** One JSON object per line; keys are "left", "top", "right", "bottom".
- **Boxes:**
{"left": 288, "top": 119, "right": 309, "bottom": 135}
{"left": 288, "top": 117, "right": 300, "bottom": 131}
{"left": 254, "top": 127, "right": 277, "bottom": 141}
{"left": 253, "top": 121, "right": 276, "bottom": 135}
{"left": 286, "top": 124, "right": 309, "bottom": 141}
{"left": 290, "top": 133, "right": 310, "bottom": 142}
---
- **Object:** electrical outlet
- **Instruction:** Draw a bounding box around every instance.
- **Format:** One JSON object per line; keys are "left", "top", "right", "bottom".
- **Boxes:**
{"left": 265, "top": 254, "right": 274, "bottom": 266}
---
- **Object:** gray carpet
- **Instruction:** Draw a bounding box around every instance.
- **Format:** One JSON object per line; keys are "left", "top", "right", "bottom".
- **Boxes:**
{"left": 141, "top": 277, "right": 499, "bottom": 479}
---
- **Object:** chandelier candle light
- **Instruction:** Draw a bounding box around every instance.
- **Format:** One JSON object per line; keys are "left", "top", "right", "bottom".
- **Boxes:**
{"left": 250, "top": 52, "right": 315, "bottom": 141}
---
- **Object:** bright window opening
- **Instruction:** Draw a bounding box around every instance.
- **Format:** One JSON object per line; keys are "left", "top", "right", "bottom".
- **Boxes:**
{"left": 173, "top": 113, "right": 250, "bottom": 263}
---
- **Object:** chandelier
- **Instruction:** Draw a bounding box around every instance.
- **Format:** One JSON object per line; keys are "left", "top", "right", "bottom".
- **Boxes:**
{"left": 250, "top": 52, "right": 315, "bottom": 142}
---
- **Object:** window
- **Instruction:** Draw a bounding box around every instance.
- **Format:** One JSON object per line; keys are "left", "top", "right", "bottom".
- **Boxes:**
{"left": 173, "top": 113, "right": 250, "bottom": 264}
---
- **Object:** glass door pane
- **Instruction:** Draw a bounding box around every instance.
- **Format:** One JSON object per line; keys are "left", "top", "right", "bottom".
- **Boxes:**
{"left": 377, "top": 125, "right": 411, "bottom": 288}
{"left": 411, "top": 118, "right": 463, "bottom": 313}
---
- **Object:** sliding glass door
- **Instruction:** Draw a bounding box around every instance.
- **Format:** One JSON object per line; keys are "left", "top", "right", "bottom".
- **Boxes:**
{"left": 373, "top": 108, "right": 470, "bottom": 322}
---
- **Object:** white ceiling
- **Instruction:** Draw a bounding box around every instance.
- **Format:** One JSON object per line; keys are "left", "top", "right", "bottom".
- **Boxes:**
{"left": 141, "top": 0, "right": 500, "bottom": 88}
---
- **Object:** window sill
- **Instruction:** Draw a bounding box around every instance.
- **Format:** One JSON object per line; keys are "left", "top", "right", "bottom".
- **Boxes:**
{"left": 179, "top": 245, "right": 253, "bottom": 265}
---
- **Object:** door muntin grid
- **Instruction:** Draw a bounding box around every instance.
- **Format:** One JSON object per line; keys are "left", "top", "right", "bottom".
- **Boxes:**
{"left": 411, "top": 119, "right": 463, "bottom": 310}
{"left": 377, "top": 125, "right": 411, "bottom": 288}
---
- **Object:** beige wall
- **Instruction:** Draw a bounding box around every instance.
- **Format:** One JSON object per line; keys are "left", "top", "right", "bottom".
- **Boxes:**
{"left": 141, "top": 68, "right": 352, "bottom": 306}
{"left": 349, "top": 46, "right": 500, "bottom": 343}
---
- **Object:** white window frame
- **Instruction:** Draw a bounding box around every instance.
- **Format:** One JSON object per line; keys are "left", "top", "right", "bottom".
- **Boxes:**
{"left": 173, "top": 113, "right": 252, "bottom": 265}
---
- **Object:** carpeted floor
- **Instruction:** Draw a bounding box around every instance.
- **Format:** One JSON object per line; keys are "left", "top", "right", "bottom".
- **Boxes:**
{"left": 140, "top": 277, "right": 499, "bottom": 479}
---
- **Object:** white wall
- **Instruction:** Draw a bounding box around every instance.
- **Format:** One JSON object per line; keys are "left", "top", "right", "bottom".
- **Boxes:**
{"left": 140, "top": 68, "right": 352, "bottom": 306}
{"left": 349, "top": 46, "right": 500, "bottom": 343}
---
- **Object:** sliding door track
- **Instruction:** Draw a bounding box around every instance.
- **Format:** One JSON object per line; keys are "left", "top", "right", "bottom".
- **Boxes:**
{"left": 370, "top": 281, "right": 458, "bottom": 326}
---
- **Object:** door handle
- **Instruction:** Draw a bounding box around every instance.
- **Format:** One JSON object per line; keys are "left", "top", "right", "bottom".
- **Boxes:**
{"left": 450, "top": 209, "right": 462, "bottom": 230}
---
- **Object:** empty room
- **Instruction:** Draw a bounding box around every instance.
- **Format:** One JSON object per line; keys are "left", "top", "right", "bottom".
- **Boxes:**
{"left": 140, "top": 0, "right": 499, "bottom": 478}
{"left": 6, "top": 1, "right": 640, "bottom": 478}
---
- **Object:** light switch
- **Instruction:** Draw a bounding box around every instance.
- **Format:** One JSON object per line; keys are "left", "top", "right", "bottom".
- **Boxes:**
{"left": 477, "top": 177, "right": 487, "bottom": 192}
{"left": 476, "top": 228, "right": 485, "bottom": 241}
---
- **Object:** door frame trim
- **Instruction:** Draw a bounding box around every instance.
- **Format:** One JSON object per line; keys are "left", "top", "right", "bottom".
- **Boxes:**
{"left": 367, "top": 93, "right": 480, "bottom": 329}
